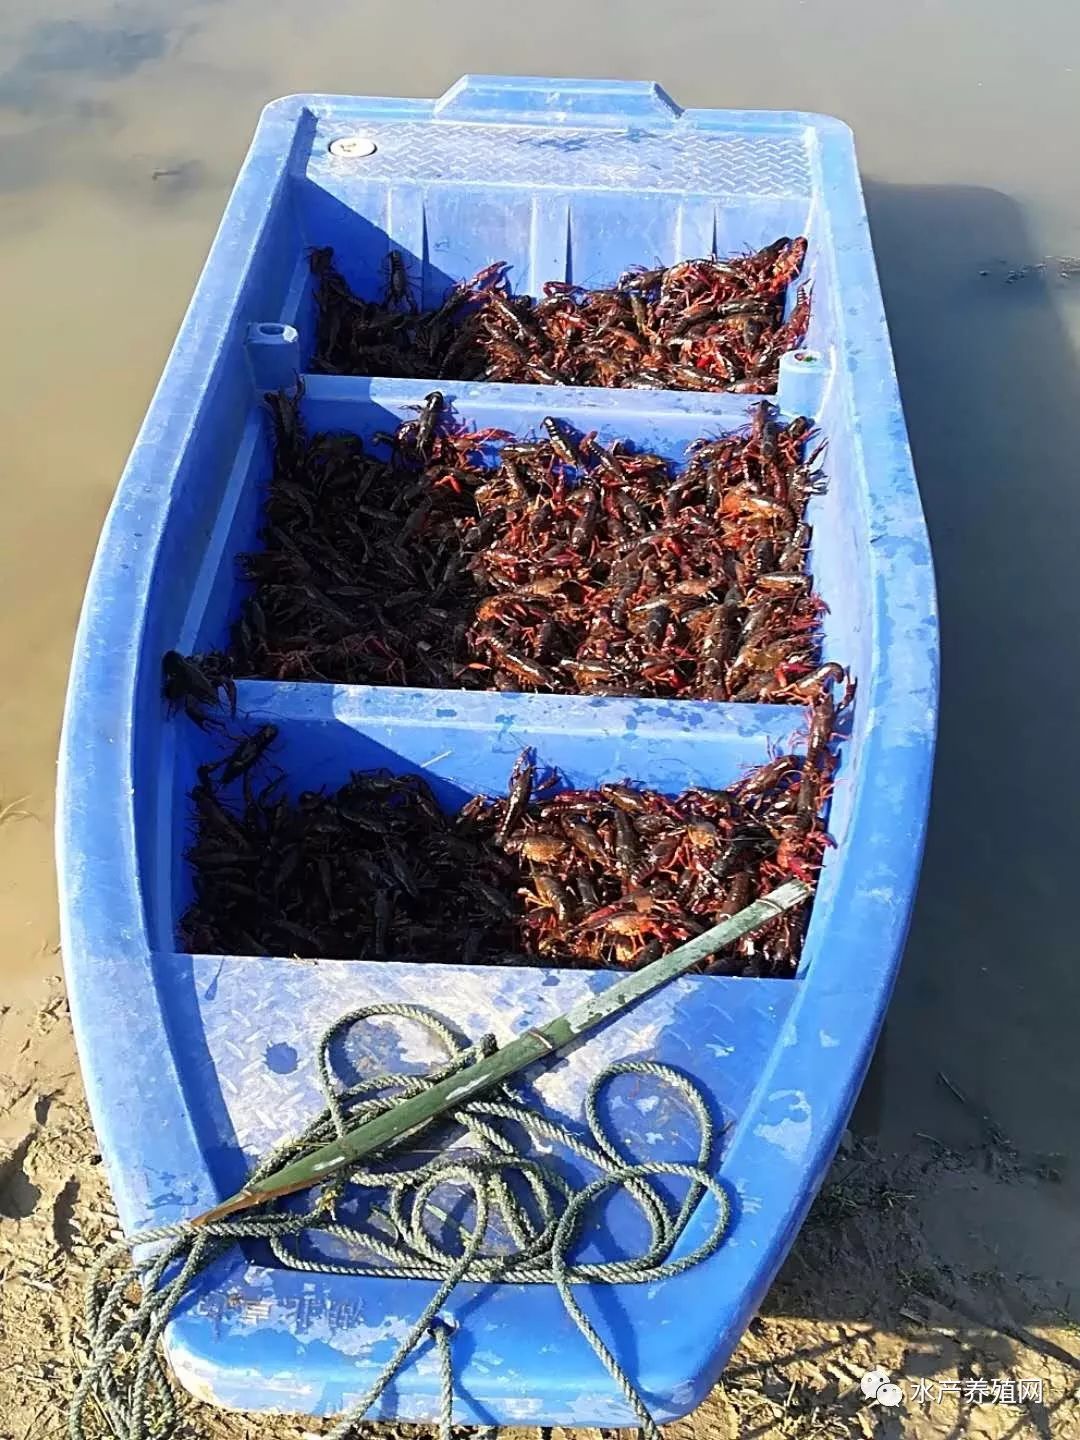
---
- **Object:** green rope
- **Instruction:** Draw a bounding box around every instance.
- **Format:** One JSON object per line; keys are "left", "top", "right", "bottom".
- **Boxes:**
{"left": 71, "top": 1004, "right": 731, "bottom": 1440}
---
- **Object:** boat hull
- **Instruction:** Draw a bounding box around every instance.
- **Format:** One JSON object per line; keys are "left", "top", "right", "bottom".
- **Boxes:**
{"left": 57, "top": 76, "right": 937, "bottom": 1424}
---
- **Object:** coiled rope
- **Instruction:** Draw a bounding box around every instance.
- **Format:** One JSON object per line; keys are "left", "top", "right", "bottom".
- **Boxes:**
{"left": 71, "top": 1004, "right": 731, "bottom": 1440}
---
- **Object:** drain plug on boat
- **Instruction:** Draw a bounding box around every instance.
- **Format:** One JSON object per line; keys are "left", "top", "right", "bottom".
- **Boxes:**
{"left": 329, "top": 135, "right": 377, "bottom": 158}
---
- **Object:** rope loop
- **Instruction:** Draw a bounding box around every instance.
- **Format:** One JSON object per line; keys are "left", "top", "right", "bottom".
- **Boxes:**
{"left": 70, "top": 1006, "right": 731, "bottom": 1440}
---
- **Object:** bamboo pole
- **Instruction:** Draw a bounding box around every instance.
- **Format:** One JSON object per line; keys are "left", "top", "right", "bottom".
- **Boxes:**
{"left": 191, "top": 879, "right": 809, "bottom": 1226}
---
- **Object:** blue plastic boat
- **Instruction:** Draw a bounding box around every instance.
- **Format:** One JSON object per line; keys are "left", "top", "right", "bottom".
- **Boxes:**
{"left": 57, "top": 77, "right": 937, "bottom": 1427}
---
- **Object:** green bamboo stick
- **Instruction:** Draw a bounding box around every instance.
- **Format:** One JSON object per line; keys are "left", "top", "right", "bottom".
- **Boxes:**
{"left": 191, "top": 879, "right": 809, "bottom": 1226}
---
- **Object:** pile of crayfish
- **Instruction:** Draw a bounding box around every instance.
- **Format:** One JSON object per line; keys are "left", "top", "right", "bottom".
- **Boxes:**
{"left": 310, "top": 238, "right": 810, "bottom": 393}
{"left": 181, "top": 708, "right": 847, "bottom": 972}
{"left": 181, "top": 389, "right": 832, "bottom": 705}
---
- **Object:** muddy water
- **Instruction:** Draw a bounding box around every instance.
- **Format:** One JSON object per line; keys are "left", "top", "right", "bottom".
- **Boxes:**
{"left": 2, "top": 0, "right": 1079, "bottom": 1238}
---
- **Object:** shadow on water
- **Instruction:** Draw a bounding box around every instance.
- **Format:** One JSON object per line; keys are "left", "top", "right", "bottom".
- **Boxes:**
{"left": 752, "top": 183, "right": 1080, "bottom": 1424}
{"left": 854, "top": 179, "right": 1080, "bottom": 1175}
{"left": 0, "top": 5, "right": 219, "bottom": 203}
{"left": 0, "top": 12, "right": 172, "bottom": 115}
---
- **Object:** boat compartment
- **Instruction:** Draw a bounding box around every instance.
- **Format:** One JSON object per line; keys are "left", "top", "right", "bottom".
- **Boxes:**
{"left": 165, "top": 681, "right": 811, "bottom": 960}
{"left": 181, "top": 380, "right": 858, "bottom": 689}
{"left": 274, "top": 84, "right": 826, "bottom": 390}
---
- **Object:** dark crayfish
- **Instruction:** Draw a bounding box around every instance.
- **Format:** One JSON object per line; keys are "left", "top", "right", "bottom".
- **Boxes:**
{"left": 167, "top": 390, "right": 838, "bottom": 708}
{"left": 308, "top": 238, "right": 810, "bottom": 393}
{"left": 386, "top": 249, "right": 418, "bottom": 314}
{"left": 198, "top": 724, "right": 279, "bottom": 788}
{"left": 162, "top": 650, "right": 236, "bottom": 728}
{"left": 182, "top": 712, "right": 845, "bottom": 976}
